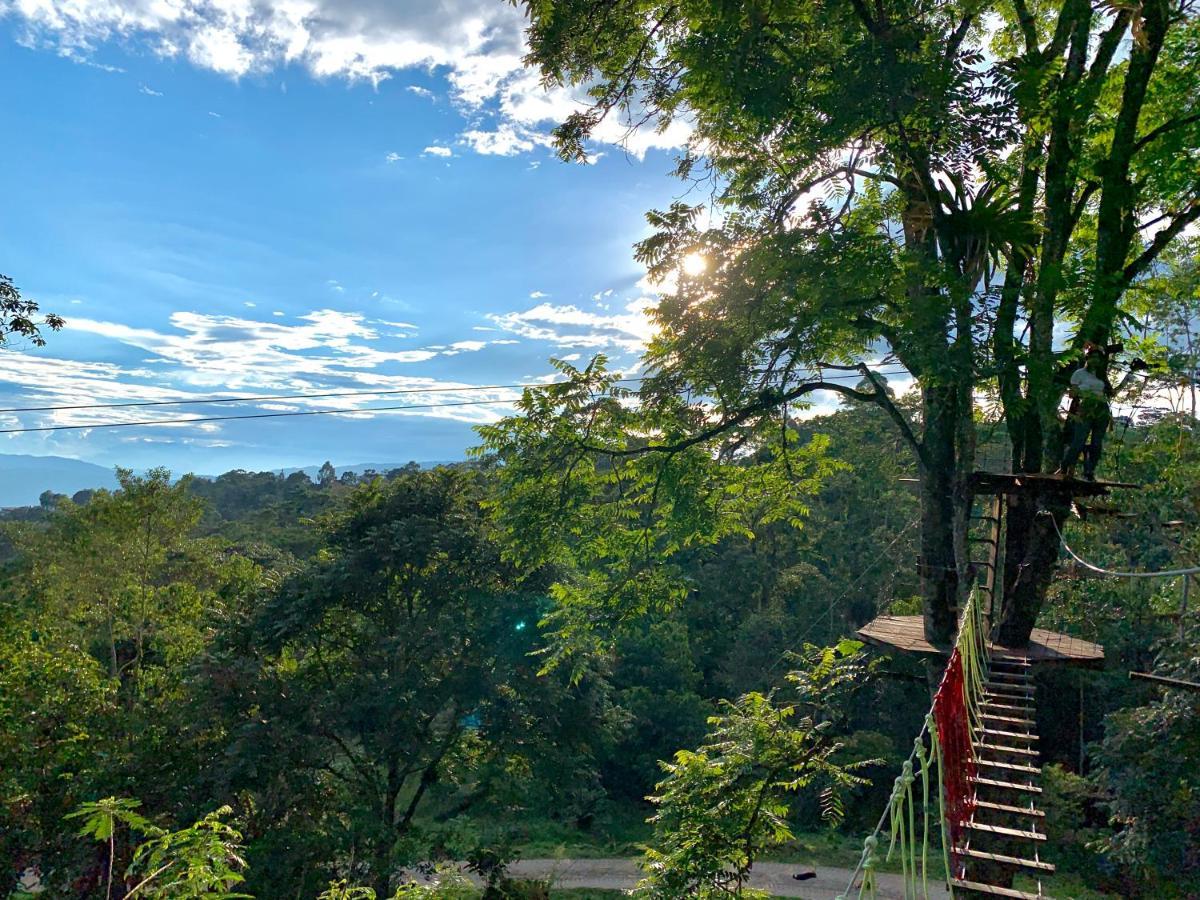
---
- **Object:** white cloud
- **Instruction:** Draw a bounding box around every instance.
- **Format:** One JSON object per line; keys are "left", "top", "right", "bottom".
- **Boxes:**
{"left": 327, "top": 279, "right": 344, "bottom": 293}
{"left": 7, "top": 1, "right": 691, "bottom": 160}
{"left": 243, "top": 301, "right": 256, "bottom": 307}
{"left": 0, "top": 306, "right": 541, "bottom": 437}
{"left": 422, "top": 145, "right": 452, "bottom": 158}
{"left": 385, "top": 151, "right": 403, "bottom": 163}
{"left": 460, "top": 123, "right": 541, "bottom": 156}
{"left": 208, "top": 110, "right": 221, "bottom": 117}
{"left": 529, "top": 291, "right": 548, "bottom": 299}
{"left": 488, "top": 297, "right": 657, "bottom": 353}
{"left": 139, "top": 84, "right": 162, "bottom": 96}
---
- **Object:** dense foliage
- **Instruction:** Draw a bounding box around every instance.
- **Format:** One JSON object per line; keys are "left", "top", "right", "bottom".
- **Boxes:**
{"left": 2, "top": 400, "right": 1195, "bottom": 896}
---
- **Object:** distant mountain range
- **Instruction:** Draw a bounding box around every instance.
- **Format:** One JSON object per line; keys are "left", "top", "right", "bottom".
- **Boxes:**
{"left": 0, "top": 455, "right": 460, "bottom": 508}
{"left": 0, "top": 454, "right": 119, "bottom": 508}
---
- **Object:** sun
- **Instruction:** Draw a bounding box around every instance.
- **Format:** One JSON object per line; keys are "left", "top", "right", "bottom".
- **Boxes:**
{"left": 681, "top": 252, "right": 708, "bottom": 276}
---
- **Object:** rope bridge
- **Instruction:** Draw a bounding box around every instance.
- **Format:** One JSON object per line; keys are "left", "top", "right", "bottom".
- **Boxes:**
{"left": 841, "top": 592, "right": 1054, "bottom": 896}
{"left": 838, "top": 587, "right": 1004, "bottom": 898}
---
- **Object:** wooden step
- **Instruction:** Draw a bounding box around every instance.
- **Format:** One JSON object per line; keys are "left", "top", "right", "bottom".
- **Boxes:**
{"left": 965, "top": 820, "right": 1047, "bottom": 841}
{"left": 991, "top": 656, "right": 1031, "bottom": 667}
{"left": 988, "top": 696, "right": 1036, "bottom": 710}
{"left": 949, "top": 877, "right": 1046, "bottom": 899}
{"left": 983, "top": 699, "right": 1033, "bottom": 713}
{"left": 973, "top": 799, "right": 1046, "bottom": 818}
{"left": 975, "top": 741, "right": 1039, "bottom": 758}
{"left": 991, "top": 671, "right": 1033, "bottom": 683}
{"left": 982, "top": 712, "right": 1036, "bottom": 727}
{"left": 954, "top": 846, "right": 1055, "bottom": 873}
{"left": 970, "top": 776, "right": 1042, "bottom": 794}
{"left": 984, "top": 696, "right": 1032, "bottom": 710}
{"left": 987, "top": 682, "right": 1035, "bottom": 695}
{"left": 977, "top": 758, "right": 1041, "bottom": 776}
{"left": 984, "top": 701, "right": 1035, "bottom": 713}
{"left": 982, "top": 728, "right": 1038, "bottom": 742}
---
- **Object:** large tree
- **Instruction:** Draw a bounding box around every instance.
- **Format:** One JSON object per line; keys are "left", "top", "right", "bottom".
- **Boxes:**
{"left": 226, "top": 468, "right": 614, "bottom": 897}
{"left": 506, "top": 0, "right": 1200, "bottom": 644}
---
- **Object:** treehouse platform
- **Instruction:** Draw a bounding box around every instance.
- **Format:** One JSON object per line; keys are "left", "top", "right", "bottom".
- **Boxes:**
{"left": 969, "top": 471, "right": 1139, "bottom": 498}
{"left": 857, "top": 615, "right": 1105, "bottom": 668}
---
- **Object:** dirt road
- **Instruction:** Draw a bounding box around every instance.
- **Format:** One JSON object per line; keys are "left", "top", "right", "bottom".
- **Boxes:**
{"left": 506, "top": 857, "right": 950, "bottom": 898}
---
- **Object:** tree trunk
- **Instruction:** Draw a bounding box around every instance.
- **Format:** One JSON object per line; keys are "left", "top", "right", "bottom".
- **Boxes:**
{"left": 996, "top": 497, "right": 1069, "bottom": 645}
{"left": 374, "top": 762, "right": 401, "bottom": 898}
{"left": 920, "top": 383, "right": 962, "bottom": 645}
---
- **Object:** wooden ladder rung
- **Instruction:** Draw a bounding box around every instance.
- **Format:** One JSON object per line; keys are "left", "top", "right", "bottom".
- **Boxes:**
{"left": 949, "top": 877, "right": 1047, "bottom": 899}
{"left": 991, "top": 671, "right": 1033, "bottom": 682}
{"left": 965, "top": 820, "right": 1047, "bottom": 841}
{"left": 977, "top": 758, "right": 1041, "bottom": 775}
{"left": 973, "top": 799, "right": 1046, "bottom": 818}
{"left": 984, "top": 700, "right": 1032, "bottom": 715}
{"left": 975, "top": 741, "right": 1039, "bottom": 757}
{"left": 991, "top": 653, "right": 1032, "bottom": 664}
{"left": 954, "top": 846, "right": 1055, "bottom": 873}
{"left": 987, "top": 682, "right": 1035, "bottom": 694}
{"left": 982, "top": 728, "right": 1038, "bottom": 742}
{"left": 970, "top": 776, "right": 1042, "bottom": 794}
{"left": 983, "top": 696, "right": 1033, "bottom": 707}
{"left": 981, "top": 715, "right": 1036, "bottom": 729}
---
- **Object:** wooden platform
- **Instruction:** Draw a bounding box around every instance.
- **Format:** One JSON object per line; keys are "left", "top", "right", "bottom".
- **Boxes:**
{"left": 970, "top": 471, "right": 1138, "bottom": 497}
{"left": 857, "top": 615, "right": 1104, "bottom": 667}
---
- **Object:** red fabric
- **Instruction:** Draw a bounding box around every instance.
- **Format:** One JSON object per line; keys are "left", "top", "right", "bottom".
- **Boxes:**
{"left": 933, "top": 648, "right": 976, "bottom": 873}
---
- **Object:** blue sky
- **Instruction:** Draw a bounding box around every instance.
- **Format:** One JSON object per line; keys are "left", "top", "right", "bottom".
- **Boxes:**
{"left": 0, "top": 0, "right": 695, "bottom": 473}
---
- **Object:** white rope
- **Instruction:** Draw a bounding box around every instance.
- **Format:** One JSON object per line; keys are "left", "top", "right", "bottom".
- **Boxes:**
{"left": 1047, "top": 514, "right": 1200, "bottom": 579}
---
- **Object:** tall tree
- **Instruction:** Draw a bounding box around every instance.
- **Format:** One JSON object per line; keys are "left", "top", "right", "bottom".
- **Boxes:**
{"left": 509, "top": 0, "right": 1200, "bottom": 644}
{"left": 229, "top": 469, "right": 614, "bottom": 897}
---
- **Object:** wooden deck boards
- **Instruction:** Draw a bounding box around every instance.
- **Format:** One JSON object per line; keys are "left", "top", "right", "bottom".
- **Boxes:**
{"left": 857, "top": 615, "right": 1104, "bottom": 666}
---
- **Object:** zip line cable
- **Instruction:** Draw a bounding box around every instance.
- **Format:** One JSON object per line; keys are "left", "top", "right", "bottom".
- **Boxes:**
{"left": 1047, "top": 513, "right": 1200, "bottom": 579}
{"left": 0, "top": 367, "right": 911, "bottom": 435}
{"left": 0, "top": 366, "right": 909, "bottom": 415}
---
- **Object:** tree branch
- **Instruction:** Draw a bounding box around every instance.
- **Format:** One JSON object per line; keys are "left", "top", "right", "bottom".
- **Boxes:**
{"left": 1123, "top": 202, "right": 1200, "bottom": 284}
{"left": 1133, "top": 111, "right": 1200, "bottom": 153}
